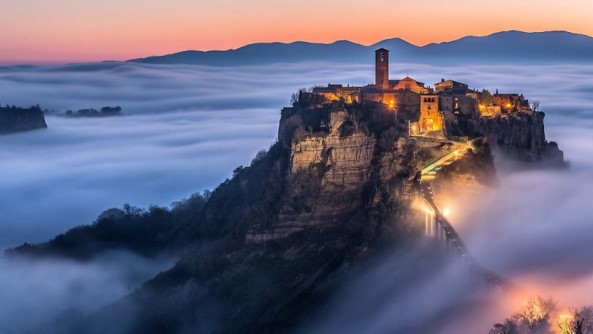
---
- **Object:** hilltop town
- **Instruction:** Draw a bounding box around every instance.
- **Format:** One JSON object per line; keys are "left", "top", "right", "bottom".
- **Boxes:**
{"left": 309, "top": 48, "right": 538, "bottom": 141}
{"left": 8, "top": 49, "right": 565, "bottom": 334}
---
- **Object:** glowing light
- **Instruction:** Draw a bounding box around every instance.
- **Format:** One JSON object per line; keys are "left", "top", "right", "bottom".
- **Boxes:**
{"left": 559, "top": 312, "right": 573, "bottom": 321}
{"left": 442, "top": 208, "right": 451, "bottom": 217}
{"left": 506, "top": 103, "right": 512, "bottom": 108}
{"left": 422, "top": 205, "right": 434, "bottom": 215}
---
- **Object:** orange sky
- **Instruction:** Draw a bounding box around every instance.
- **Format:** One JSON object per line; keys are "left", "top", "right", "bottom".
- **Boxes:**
{"left": 1, "top": 0, "right": 592, "bottom": 64}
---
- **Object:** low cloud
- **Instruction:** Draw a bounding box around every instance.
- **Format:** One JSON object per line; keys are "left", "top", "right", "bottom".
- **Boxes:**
{"left": 0, "top": 252, "right": 172, "bottom": 334}
{"left": 1, "top": 61, "right": 592, "bottom": 332}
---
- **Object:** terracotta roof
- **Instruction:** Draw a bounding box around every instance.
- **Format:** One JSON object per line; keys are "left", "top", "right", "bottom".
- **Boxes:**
{"left": 397, "top": 76, "right": 425, "bottom": 87}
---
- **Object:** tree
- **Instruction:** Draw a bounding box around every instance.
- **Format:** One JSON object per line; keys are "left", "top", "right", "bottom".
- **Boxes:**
{"left": 346, "top": 108, "right": 363, "bottom": 131}
{"left": 557, "top": 307, "right": 593, "bottom": 334}
{"left": 290, "top": 88, "right": 306, "bottom": 106}
{"left": 489, "top": 320, "right": 518, "bottom": 334}
{"left": 489, "top": 296, "right": 557, "bottom": 334}
{"left": 251, "top": 149, "right": 268, "bottom": 166}
{"left": 101, "top": 106, "right": 122, "bottom": 115}
{"left": 482, "top": 89, "right": 494, "bottom": 105}
{"left": 491, "top": 297, "right": 593, "bottom": 334}
{"left": 122, "top": 203, "right": 144, "bottom": 217}
{"left": 532, "top": 100, "right": 541, "bottom": 111}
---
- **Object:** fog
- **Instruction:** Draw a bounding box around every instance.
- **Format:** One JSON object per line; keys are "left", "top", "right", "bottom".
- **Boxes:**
{"left": 1, "top": 61, "right": 593, "bottom": 332}
{"left": 0, "top": 252, "right": 172, "bottom": 334}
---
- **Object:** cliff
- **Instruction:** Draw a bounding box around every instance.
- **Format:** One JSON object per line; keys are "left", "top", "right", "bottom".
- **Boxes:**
{"left": 15, "top": 100, "right": 426, "bottom": 334}
{"left": 478, "top": 111, "right": 564, "bottom": 164}
{"left": 246, "top": 102, "right": 418, "bottom": 242}
{"left": 445, "top": 110, "right": 564, "bottom": 165}
{"left": 0, "top": 105, "right": 47, "bottom": 134}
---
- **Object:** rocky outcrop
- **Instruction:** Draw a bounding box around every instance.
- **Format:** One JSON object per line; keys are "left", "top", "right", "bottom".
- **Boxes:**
{"left": 478, "top": 111, "right": 564, "bottom": 164}
{"left": 445, "top": 109, "right": 564, "bottom": 165}
{"left": 21, "top": 101, "right": 423, "bottom": 334}
{"left": 0, "top": 105, "right": 47, "bottom": 134}
{"left": 11, "top": 93, "right": 564, "bottom": 334}
{"left": 432, "top": 138, "right": 497, "bottom": 197}
{"left": 247, "top": 106, "right": 419, "bottom": 242}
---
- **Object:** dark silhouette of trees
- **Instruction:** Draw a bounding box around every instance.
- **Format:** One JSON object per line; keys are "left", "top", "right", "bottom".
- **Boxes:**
{"left": 64, "top": 106, "right": 123, "bottom": 117}
{"left": 490, "top": 297, "right": 593, "bottom": 334}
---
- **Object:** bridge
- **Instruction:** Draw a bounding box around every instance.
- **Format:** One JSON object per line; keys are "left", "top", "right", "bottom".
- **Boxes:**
{"left": 417, "top": 140, "right": 513, "bottom": 290}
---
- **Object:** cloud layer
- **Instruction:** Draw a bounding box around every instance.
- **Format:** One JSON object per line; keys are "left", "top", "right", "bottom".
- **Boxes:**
{"left": 1, "top": 61, "right": 592, "bottom": 332}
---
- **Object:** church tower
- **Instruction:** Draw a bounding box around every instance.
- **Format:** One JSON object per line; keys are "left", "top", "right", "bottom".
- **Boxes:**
{"left": 375, "top": 48, "right": 389, "bottom": 89}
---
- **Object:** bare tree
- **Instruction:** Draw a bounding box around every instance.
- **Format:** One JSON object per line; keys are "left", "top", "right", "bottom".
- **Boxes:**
{"left": 346, "top": 108, "right": 363, "bottom": 131}
{"left": 559, "top": 307, "right": 593, "bottom": 334}
{"left": 558, "top": 308, "right": 585, "bottom": 334}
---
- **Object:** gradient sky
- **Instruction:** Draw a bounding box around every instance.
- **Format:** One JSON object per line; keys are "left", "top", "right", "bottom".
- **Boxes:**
{"left": 1, "top": 0, "right": 592, "bottom": 64}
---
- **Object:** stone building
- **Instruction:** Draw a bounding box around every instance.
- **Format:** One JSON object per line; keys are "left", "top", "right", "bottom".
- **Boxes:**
{"left": 492, "top": 93, "right": 532, "bottom": 113}
{"left": 375, "top": 48, "right": 390, "bottom": 90}
{"left": 390, "top": 76, "right": 429, "bottom": 94}
{"left": 309, "top": 48, "right": 535, "bottom": 139}
{"left": 312, "top": 84, "right": 361, "bottom": 104}
{"left": 411, "top": 94, "right": 444, "bottom": 135}
{"left": 435, "top": 79, "right": 469, "bottom": 94}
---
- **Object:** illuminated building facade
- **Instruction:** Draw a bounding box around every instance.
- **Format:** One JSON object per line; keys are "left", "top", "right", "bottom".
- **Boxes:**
{"left": 310, "top": 48, "right": 533, "bottom": 138}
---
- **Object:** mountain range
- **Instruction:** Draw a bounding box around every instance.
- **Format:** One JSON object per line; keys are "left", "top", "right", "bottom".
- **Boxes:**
{"left": 129, "top": 30, "right": 593, "bottom": 66}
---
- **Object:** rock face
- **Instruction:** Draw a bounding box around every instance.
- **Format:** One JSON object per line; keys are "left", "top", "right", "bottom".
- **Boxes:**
{"left": 478, "top": 111, "right": 563, "bottom": 164}
{"left": 0, "top": 105, "right": 47, "bottom": 134}
{"left": 246, "top": 109, "right": 418, "bottom": 242}
{"left": 446, "top": 110, "right": 564, "bottom": 164}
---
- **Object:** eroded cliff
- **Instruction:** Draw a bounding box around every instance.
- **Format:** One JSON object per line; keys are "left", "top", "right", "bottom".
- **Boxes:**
{"left": 246, "top": 106, "right": 418, "bottom": 243}
{"left": 446, "top": 109, "right": 564, "bottom": 164}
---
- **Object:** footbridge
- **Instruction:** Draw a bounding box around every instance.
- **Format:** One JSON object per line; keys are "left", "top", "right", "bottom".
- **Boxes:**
{"left": 418, "top": 141, "right": 513, "bottom": 290}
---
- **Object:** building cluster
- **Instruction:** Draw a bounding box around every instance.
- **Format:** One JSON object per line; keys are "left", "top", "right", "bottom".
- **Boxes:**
{"left": 311, "top": 48, "right": 533, "bottom": 137}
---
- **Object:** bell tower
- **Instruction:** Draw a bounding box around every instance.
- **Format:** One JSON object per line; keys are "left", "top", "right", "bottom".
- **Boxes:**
{"left": 375, "top": 48, "right": 389, "bottom": 89}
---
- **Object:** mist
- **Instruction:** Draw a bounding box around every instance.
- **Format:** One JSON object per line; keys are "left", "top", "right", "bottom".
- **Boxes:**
{"left": 0, "top": 252, "right": 173, "bottom": 334}
{"left": 295, "top": 65, "right": 593, "bottom": 331}
{"left": 1, "top": 61, "right": 593, "bottom": 332}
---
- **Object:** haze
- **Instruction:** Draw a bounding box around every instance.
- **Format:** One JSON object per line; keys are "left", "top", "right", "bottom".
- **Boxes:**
{"left": 1, "top": 61, "right": 593, "bottom": 332}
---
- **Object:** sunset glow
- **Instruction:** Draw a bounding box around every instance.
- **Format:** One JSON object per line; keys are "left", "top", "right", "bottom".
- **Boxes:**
{"left": 2, "top": 0, "right": 593, "bottom": 63}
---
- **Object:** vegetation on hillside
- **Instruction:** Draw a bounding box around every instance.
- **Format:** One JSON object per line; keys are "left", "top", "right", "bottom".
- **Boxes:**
{"left": 490, "top": 296, "right": 593, "bottom": 334}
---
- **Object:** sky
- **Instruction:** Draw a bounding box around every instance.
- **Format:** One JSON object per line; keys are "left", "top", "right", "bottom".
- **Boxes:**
{"left": 1, "top": 0, "right": 593, "bottom": 63}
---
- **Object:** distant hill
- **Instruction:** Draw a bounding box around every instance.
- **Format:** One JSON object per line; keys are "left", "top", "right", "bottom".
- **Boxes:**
{"left": 129, "top": 31, "right": 593, "bottom": 66}
{"left": 0, "top": 105, "right": 47, "bottom": 135}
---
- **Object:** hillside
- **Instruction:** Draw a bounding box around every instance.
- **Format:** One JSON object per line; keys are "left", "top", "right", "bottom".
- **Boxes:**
{"left": 130, "top": 31, "right": 593, "bottom": 66}
{"left": 6, "top": 85, "right": 565, "bottom": 332}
